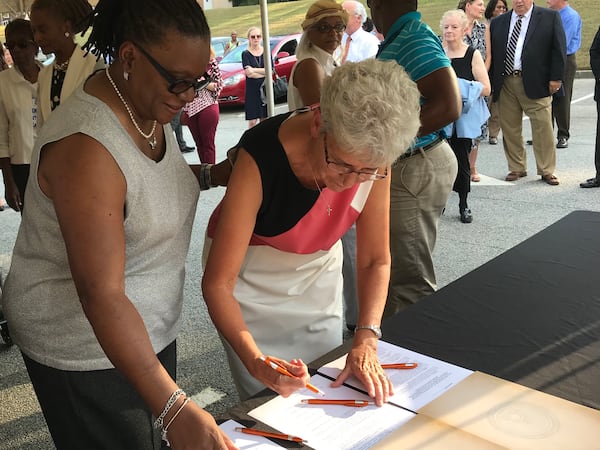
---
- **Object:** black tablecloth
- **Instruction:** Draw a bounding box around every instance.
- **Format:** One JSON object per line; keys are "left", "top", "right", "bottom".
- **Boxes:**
{"left": 381, "top": 210, "right": 600, "bottom": 410}
{"left": 225, "top": 210, "right": 600, "bottom": 446}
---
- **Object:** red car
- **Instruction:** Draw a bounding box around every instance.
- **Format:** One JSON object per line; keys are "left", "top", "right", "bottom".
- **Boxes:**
{"left": 218, "top": 34, "right": 301, "bottom": 106}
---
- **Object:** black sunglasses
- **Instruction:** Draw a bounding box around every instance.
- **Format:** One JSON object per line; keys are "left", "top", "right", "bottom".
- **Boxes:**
{"left": 133, "top": 42, "right": 211, "bottom": 96}
{"left": 4, "top": 40, "right": 35, "bottom": 51}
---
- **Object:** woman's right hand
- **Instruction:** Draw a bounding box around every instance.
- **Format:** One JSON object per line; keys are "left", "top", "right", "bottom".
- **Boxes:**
{"left": 252, "top": 356, "right": 310, "bottom": 398}
{"left": 166, "top": 401, "right": 238, "bottom": 450}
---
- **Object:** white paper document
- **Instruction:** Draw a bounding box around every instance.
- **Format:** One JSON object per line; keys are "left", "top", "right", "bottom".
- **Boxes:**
{"left": 248, "top": 374, "right": 415, "bottom": 450}
{"left": 318, "top": 340, "right": 473, "bottom": 411}
{"left": 219, "top": 419, "right": 284, "bottom": 449}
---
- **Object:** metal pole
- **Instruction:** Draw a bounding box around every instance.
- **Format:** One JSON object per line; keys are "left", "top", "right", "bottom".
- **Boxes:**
{"left": 259, "top": 0, "right": 275, "bottom": 116}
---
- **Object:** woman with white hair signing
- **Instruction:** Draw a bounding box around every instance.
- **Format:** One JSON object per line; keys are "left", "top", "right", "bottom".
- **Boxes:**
{"left": 287, "top": 0, "right": 348, "bottom": 110}
{"left": 202, "top": 59, "right": 421, "bottom": 404}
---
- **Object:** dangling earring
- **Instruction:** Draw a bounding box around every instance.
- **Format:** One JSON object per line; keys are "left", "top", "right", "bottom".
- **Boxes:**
{"left": 123, "top": 72, "right": 129, "bottom": 81}
{"left": 64, "top": 32, "right": 70, "bottom": 38}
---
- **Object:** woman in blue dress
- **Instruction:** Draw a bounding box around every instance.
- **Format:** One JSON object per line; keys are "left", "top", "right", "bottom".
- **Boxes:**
{"left": 242, "top": 26, "right": 267, "bottom": 128}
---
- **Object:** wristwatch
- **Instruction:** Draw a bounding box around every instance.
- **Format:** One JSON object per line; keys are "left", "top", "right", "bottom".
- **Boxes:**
{"left": 355, "top": 325, "right": 382, "bottom": 339}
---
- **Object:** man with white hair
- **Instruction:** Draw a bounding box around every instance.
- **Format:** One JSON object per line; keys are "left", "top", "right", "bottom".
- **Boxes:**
{"left": 341, "top": 0, "right": 380, "bottom": 63}
{"left": 339, "top": 0, "right": 380, "bottom": 332}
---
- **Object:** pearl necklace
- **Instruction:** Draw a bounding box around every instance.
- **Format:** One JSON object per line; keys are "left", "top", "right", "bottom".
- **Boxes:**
{"left": 105, "top": 67, "right": 157, "bottom": 150}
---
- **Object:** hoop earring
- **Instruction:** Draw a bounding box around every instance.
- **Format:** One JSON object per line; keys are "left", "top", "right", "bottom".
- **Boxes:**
{"left": 123, "top": 72, "right": 129, "bottom": 81}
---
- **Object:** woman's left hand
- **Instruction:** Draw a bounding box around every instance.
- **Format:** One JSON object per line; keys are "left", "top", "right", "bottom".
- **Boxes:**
{"left": 331, "top": 339, "right": 393, "bottom": 406}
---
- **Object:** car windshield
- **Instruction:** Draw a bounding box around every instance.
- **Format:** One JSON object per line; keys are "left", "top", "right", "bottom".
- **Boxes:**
{"left": 219, "top": 38, "right": 279, "bottom": 64}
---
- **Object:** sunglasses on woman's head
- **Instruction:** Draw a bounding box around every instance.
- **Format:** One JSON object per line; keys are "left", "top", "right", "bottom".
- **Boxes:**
{"left": 250, "top": 34, "right": 262, "bottom": 39}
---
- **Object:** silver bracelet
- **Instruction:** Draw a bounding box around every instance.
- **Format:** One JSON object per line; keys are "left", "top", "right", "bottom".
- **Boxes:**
{"left": 162, "top": 397, "right": 191, "bottom": 443}
{"left": 153, "top": 389, "right": 185, "bottom": 430}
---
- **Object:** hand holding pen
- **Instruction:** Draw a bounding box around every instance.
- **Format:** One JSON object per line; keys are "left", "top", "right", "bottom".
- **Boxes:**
{"left": 258, "top": 355, "right": 324, "bottom": 397}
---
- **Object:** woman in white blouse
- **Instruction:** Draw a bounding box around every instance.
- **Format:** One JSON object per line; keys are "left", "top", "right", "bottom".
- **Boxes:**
{"left": 287, "top": 0, "right": 348, "bottom": 110}
{"left": 0, "top": 19, "right": 41, "bottom": 213}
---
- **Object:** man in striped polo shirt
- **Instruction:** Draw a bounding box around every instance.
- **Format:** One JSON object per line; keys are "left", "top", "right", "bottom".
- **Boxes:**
{"left": 368, "top": 0, "right": 461, "bottom": 317}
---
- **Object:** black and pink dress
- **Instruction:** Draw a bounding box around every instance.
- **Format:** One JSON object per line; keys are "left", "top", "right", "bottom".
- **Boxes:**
{"left": 205, "top": 111, "right": 373, "bottom": 398}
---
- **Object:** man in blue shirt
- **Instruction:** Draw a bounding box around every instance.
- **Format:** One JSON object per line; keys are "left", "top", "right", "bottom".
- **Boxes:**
{"left": 368, "top": 0, "right": 461, "bottom": 316}
{"left": 548, "top": 0, "right": 582, "bottom": 149}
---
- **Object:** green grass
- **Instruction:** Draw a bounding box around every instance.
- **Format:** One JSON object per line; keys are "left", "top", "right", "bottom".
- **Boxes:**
{"left": 205, "top": 0, "right": 599, "bottom": 69}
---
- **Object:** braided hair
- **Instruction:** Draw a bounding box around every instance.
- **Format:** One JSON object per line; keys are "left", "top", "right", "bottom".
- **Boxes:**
{"left": 82, "top": 0, "right": 210, "bottom": 62}
{"left": 30, "top": 0, "right": 94, "bottom": 34}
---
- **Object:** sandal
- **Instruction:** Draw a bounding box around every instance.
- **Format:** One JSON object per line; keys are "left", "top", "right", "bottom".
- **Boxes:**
{"left": 470, "top": 167, "right": 481, "bottom": 182}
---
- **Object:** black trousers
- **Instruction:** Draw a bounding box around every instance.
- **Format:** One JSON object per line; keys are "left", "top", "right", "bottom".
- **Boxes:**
{"left": 595, "top": 99, "right": 600, "bottom": 178}
{"left": 22, "top": 341, "right": 176, "bottom": 450}
{"left": 552, "top": 53, "right": 577, "bottom": 140}
{"left": 448, "top": 133, "right": 471, "bottom": 197}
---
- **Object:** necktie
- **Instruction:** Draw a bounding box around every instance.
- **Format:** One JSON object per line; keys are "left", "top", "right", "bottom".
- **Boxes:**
{"left": 341, "top": 36, "right": 352, "bottom": 63}
{"left": 504, "top": 15, "right": 523, "bottom": 74}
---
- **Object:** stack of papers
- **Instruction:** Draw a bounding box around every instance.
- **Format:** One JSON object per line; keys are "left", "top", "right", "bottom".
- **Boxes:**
{"left": 249, "top": 374, "right": 414, "bottom": 450}
{"left": 244, "top": 341, "right": 600, "bottom": 449}
{"left": 319, "top": 341, "right": 473, "bottom": 411}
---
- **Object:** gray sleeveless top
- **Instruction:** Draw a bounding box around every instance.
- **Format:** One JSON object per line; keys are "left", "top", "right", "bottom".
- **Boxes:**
{"left": 2, "top": 85, "right": 200, "bottom": 370}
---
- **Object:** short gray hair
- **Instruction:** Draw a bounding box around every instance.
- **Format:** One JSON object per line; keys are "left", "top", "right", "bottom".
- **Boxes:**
{"left": 441, "top": 9, "right": 469, "bottom": 32}
{"left": 343, "top": 0, "right": 367, "bottom": 24}
{"left": 320, "top": 59, "right": 421, "bottom": 166}
{"left": 354, "top": 2, "right": 367, "bottom": 24}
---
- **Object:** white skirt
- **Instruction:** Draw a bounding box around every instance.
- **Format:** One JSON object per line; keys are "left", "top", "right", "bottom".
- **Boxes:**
{"left": 203, "top": 236, "right": 344, "bottom": 399}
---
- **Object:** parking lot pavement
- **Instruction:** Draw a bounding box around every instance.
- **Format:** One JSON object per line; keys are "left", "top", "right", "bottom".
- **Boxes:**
{"left": 1, "top": 78, "right": 598, "bottom": 448}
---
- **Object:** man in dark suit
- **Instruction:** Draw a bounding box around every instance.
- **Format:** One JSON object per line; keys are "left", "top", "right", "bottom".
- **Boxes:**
{"left": 490, "top": 0, "right": 566, "bottom": 185}
{"left": 580, "top": 26, "right": 600, "bottom": 188}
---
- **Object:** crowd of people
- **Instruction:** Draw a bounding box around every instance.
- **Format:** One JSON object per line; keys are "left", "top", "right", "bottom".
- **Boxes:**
{"left": 0, "top": 0, "right": 598, "bottom": 449}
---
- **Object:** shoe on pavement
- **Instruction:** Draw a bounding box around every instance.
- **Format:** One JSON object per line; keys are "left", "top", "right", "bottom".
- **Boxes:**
{"left": 460, "top": 207, "right": 473, "bottom": 223}
{"left": 541, "top": 174, "right": 560, "bottom": 186}
{"left": 505, "top": 171, "right": 527, "bottom": 181}
{"left": 580, "top": 178, "right": 600, "bottom": 188}
{"left": 556, "top": 137, "right": 568, "bottom": 148}
{"left": 489, "top": 137, "right": 498, "bottom": 145}
{"left": 180, "top": 145, "right": 195, "bottom": 153}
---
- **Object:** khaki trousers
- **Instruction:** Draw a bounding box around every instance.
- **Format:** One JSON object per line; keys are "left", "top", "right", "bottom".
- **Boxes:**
{"left": 487, "top": 95, "right": 501, "bottom": 139}
{"left": 498, "top": 76, "right": 556, "bottom": 176}
{"left": 385, "top": 141, "right": 457, "bottom": 318}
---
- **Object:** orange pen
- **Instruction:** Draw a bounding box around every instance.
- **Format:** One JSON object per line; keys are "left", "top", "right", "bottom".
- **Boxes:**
{"left": 234, "top": 427, "right": 307, "bottom": 443}
{"left": 300, "top": 399, "right": 375, "bottom": 407}
{"left": 260, "top": 356, "right": 325, "bottom": 396}
{"left": 381, "top": 363, "right": 418, "bottom": 369}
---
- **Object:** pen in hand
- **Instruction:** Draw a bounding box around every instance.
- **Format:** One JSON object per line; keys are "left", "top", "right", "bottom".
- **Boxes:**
{"left": 235, "top": 427, "right": 307, "bottom": 443}
{"left": 260, "top": 356, "right": 325, "bottom": 396}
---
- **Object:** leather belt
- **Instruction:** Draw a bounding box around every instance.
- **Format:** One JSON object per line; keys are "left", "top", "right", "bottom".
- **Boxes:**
{"left": 504, "top": 70, "right": 522, "bottom": 77}
{"left": 398, "top": 136, "right": 444, "bottom": 160}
